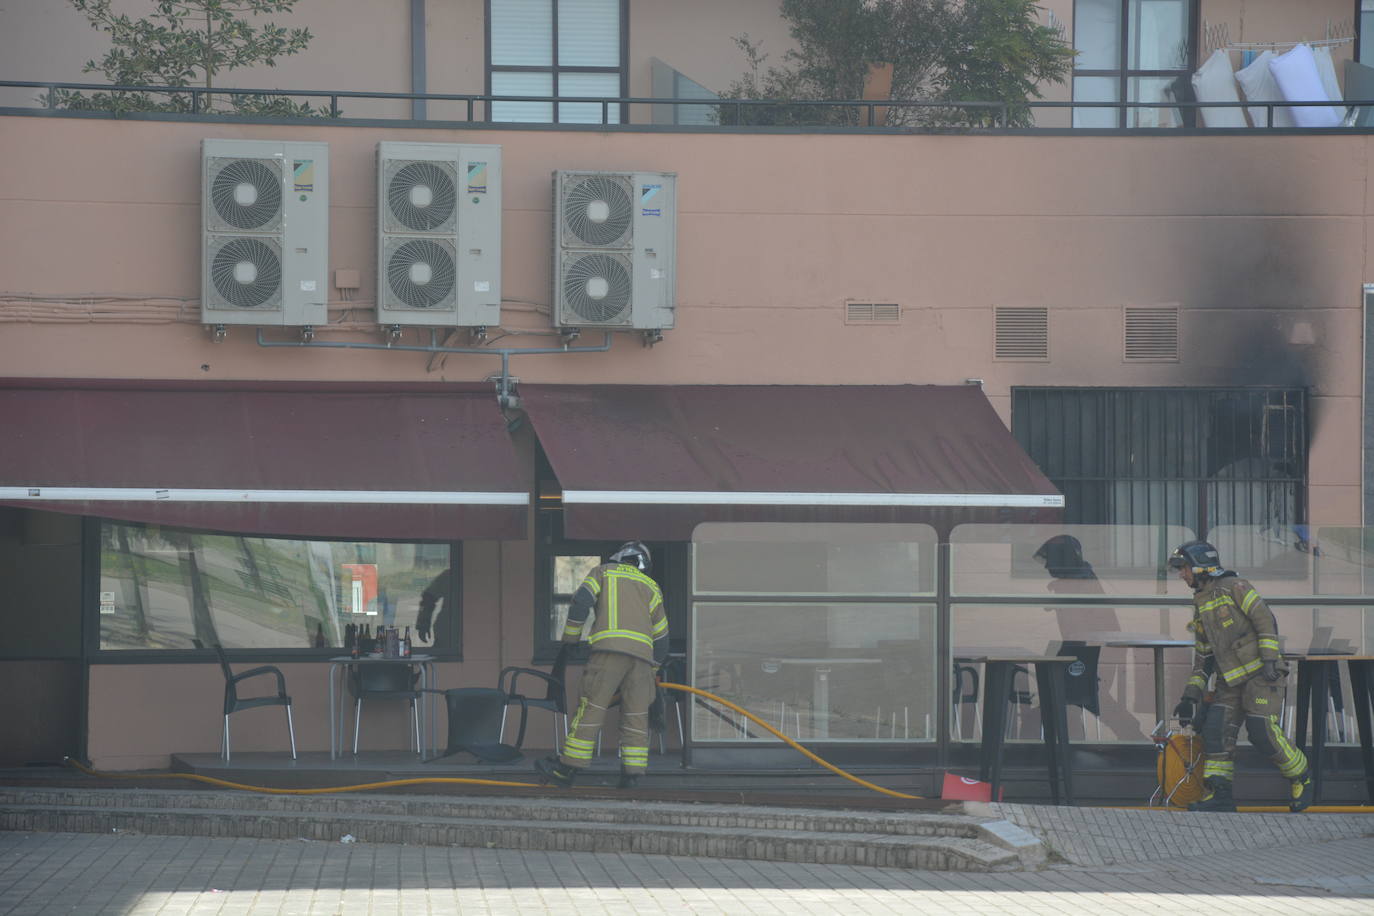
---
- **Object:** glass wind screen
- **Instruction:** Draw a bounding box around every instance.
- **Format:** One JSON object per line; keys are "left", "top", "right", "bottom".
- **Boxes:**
{"left": 558, "top": 72, "right": 621, "bottom": 124}
{"left": 951, "top": 603, "right": 1195, "bottom": 743}
{"left": 949, "top": 524, "right": 1196, "bottom": 598}
{"left": 491, "top": 0, "right": 553, "bottom": 66}
{"left": 557, "top": 0, "right": 620, "bottom": 66}
{"left": 491, "top": 72, "right": 554, "bottom": 122}
{"left": 99, "top": 521, "right": 452, "bottom": 650}
{"left": 693, "top": 522, "right": 937, "bottom": 596}
{"left": 693, "top": 602, "right": 937, "bottom": 742}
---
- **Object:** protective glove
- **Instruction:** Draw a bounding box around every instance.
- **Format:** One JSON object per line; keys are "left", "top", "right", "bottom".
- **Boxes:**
{"left": 1173, "top": 697, "right": 1196, "bottom": 727}
{"left": 1262, "top": 659, "right": 1283, "bottom": 682}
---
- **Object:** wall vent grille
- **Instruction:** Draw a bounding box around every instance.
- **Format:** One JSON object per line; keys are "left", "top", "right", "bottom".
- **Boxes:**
{"left": 994, "top": 307, "right": 1048, "bottom": 360}
{"left": 845, "top": 301, "right": 901, "bottom": 324}
{"left": 1123, "top": 306, "right": 1180, "bottom": 361}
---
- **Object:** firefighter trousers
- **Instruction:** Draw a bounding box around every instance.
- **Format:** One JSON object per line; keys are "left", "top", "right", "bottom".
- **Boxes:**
{"left": 559, "top": 650, "right": 656, "bottom": 775}
{"left": 1199, "top": 675, "right": 1307, "bottom": 783}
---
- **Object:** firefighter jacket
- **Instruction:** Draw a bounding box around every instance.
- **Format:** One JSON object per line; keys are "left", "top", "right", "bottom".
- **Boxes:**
{"left": 1182, "top": 573, "right": 1282, "bottom": 701}
{"left": 562, "top": 562, "right": 669, "bottom": 665}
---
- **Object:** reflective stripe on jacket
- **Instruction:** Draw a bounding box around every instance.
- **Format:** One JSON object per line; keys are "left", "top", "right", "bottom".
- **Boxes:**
{"left": 1184, "top": 575, "right": 1281, "bottom": 697}
{"left": 562, "top": 562, "right": 667, "bottom": 663}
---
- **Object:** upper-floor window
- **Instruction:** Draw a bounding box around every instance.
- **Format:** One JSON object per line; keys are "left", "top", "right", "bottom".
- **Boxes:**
{"left": 487, "top": 0, "right": 627, "bottom": 124}
{"left": 1073, "top": 0, "right": 1195, "bottom": 127}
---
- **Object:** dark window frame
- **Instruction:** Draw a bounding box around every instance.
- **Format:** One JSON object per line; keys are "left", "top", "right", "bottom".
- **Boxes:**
{"left": 1072, "top": 0, "right": 1200, "bottom": 128}
{"left": 484, "top": 0, "right": 630, "bottom": 124}
{"left": 85, "top": 518, "right": 463, "bottom": 663}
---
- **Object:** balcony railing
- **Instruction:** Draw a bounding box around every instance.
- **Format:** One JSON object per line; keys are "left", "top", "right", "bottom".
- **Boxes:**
{"left": 2, "top": 80, "right": 1370, "bottom": 132}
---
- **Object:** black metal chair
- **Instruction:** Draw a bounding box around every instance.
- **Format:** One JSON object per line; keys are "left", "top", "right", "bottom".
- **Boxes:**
{"left": 499, "top": 662, "right": 568, "bottom": 750}
{"left": 952, "top": 662, "right": 981, "bottom": 739}
{"left": 195, "top": 639, "right": 296, "bottom": 762}
{"left": 423, "top": 687, "right": 527, "bottom": 764}
{"left": 348, "top": 663, "right": 421, "bottom": 756}
{"left": 1056, "top": 640, "right": 1103, "bottom": 741}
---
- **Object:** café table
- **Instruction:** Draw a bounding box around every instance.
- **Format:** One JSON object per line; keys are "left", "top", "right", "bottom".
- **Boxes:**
{"left": 1284, "top": 650, "right": 1374, "bottom": 804}
{"left": 955, "top": 650, "right": 1076, "bottom": 805}
{"left": 328, "top": 654, "right": 436, "bottom": 759}
{"left": 1084, "top": 633, "right": 1195, "bottom": 730}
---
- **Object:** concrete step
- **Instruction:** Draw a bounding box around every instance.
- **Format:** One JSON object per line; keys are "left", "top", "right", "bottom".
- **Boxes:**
{"left": 0, "top": 786, "right": 1044, "bottom": 872}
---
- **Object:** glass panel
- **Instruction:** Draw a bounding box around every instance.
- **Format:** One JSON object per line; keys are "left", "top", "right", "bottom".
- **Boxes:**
{"left": 1314, "top": 528, "right": 1374, "bottom": 597}
{"left": 1207, "top": 525, "right": 1315, "bottom": 595}
{"left": 491, "top": 0, "right": 552, "bottom": 66}
{"left": 674, "top": 70, "right": 719, "bottom": 126}
{"left": 557, "top": 71, "right": 621, "bottom": 124}
{"left": 1364, "top": 10, "right": 1374, "bottom": 65}
{"left": 557, "top": 0, "right": 620, "bottom": 66}
{"left": 98, "top": 522, "right": 452, "bottom": 650}
{"left": 951, "top": 603, "right": 1195, "bottom": 742}
{"left": 693, "top": 523, "right": 937, "bottom": 596}
{"left": 1074, "top": 0, "right": 1121, "bottom": 69}
{"left": 491, "top": 71, "right": 554, "bottom": 122}
{"left": 548, "top": 554, "right": 602, "bottom": 639}
{"left": 949, "top": 524, "right": 1197, "bottom": 598}
{"left": 1073, "top": 75, "right": 1120, "bottom": 127}
{"left": 693, "top": 602, "right": 937, "bottom": 742}
{"left": 1127, "top": 75, "right": 1182, "bottom": 128}
{"left": 1128, "top": 0, "right": 1189, "bottom": 70}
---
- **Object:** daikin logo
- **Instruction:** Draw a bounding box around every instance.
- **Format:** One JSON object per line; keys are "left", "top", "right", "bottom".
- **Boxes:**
{"left": 640, "top": 184, "right": 661, "bottom": 216}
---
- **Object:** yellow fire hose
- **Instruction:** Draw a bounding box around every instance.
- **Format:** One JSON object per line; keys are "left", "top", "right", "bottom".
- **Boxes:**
{"left": 58, "top": 681, "right": 1374, "bottom": 811}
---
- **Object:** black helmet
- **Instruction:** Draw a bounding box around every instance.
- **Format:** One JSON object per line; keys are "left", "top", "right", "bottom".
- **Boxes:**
{"left": 610, "top": 540, "right": 651, "bottom": 574}
{"left": 1168, "top": 540, "right": 1222, "bottom": 577}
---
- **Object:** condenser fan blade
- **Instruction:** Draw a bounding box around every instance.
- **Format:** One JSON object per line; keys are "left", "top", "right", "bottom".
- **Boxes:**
{"left": 210, "top": 237, "right": 282, "bottom": 309}
{"left": 387, "top": 161, "right": 457, "bottom": 231}
{"left": 210, "top": 159, "right": 282, "bottom": 230}
{"left": 562, "top": 175, "right": 632, "bottom": 247}
{"left": 388, "top": 239, "right": 456, "bottom": 309}
{"left": 563, "top": 252, "right": 631, "bottom": 323}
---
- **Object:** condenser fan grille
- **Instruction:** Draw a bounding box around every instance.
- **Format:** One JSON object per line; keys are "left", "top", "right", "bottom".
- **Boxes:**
{"left": 386, "top": 160, "right": 457, "bottom": 231}
{"left": 387, "top": 239, "right": 456, "bottom": 309}
{"left": 561, "top": 174, "right": 633, "bottom": 248}
{"left": 209, "top": 158, "right": 283, "bottom": 230}
{"left": 210, "top": 237, "right": 282, "bottom": 309}
{"left": 562, "top": 252, "right": 632, "bottom": 323}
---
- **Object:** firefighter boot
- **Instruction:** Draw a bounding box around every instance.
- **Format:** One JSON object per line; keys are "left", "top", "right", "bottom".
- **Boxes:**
{"left": 1188, "top": 777, "right": 1237, "bottom": 812}
{"left": 616, "top": 770, "right": 640, "bottom": 790}
{"left": 534, "top": 755, "right": 578, "bottom": 788}
{"left": 1290, "top": 769, "right": 1314, "bottom": 813}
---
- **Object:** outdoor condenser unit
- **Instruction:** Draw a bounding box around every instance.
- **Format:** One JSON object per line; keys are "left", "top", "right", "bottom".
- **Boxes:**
{"left": 377, "top": 141, "right": 502, "bottom": 328}
{"left": 552, "top": 170, "right": 677, "bottom": 332}
{"left": 201, "top": 138, "right": 329, "bottom": 327}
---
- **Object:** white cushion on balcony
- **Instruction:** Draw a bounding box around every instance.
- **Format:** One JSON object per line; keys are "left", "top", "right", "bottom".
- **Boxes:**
{"left": 1235, "top": 50, "right": 1296, "bottom": 127}
{"left": 1268, "top": 43, "right": 1342, "bottom": 128}
{"left": 1190, "top": 49, "right": 1247, "bottom": 128}
{"left": 1312, "top": 45, "right": 1343, "bottom": 103}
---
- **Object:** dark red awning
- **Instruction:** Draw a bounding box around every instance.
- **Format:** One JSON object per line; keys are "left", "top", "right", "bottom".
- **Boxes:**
{"left": 520, "top": 384, "right": 1062, "bottom": 540}
{"left": 0, "top": 380, "right": 528, "bottom": 540}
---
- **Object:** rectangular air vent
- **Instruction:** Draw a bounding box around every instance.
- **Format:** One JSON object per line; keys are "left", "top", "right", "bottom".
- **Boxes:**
{"left": 845, "top": 301, "right": 901, "bottom": 324}
{"left": 994, "top": 307, "right": 1048, "bottom": 360}
{"left": 1123, "top": 306, "right": 1180, "bottom": 361}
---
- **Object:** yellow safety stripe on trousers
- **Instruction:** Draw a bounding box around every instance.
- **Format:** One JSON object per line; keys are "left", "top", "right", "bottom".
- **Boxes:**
{"left": 1203, "top": 759, "right": 1236, "bottom": 779}
{"left": 619, "top": 746, "right": 649, "bottom": 765}
{"left": 1241, "top": 589, "right": 1260, "bottom": 613}
{"left": 1265, "top": 717, "right": 1308, "bottom": 778}
{"left": 588, "top": 628, "right": 654, "bottom": 647}
{"left": 1221, "top": 657, "right": 1262, "bottom": 684}
{"left": 1258, "top": 637, "right": 1280, "bottom": 653}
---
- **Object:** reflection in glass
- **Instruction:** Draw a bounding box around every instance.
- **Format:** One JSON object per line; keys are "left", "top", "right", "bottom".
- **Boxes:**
{"left": 694, "top": 602, "right": 936, "bottom": 742}
{"left": 549, "top": 555, "right": 602, "bottom": 640}
{"left": 99, "top": 522, "right": 450, "bottom": 650}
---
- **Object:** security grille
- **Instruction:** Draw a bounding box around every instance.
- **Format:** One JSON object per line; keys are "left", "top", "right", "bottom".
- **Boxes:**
{"left": 994, "top": 307, "right": 1049, "bottom": 360}
{"left": 845, "top": 302, "right": 901, "bottom": 324}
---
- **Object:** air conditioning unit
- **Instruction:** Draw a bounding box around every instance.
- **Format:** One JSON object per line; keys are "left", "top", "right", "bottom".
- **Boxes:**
{"left": 377, "top": 141, "right": 502, "bottom": 328}
{"left": 201, "top": 138, "right": 328, "bottom": 327}
{"left": 552, "top": 170, "right": 676, "bottom": 331}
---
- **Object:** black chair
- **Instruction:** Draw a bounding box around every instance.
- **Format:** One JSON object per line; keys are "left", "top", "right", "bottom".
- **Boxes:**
{"left": 952, "top": 662, "right": 981, "bottom": 739}
{"left": 654, "top": 654, "right": 688, "bottom": 753}
{"left": 423, "top": 687, "right": 527, "bottom": 764}
{"left": 195, "top": 639, "right": 296, "bottom": 762}
{"left": 1056, "top": 640, "right": 1103, "bottom": 740}
{"left": 499, "top": 662, "right": 569, "bottom": 750}
{"left": 348, "top": 663, "right": 422, "bottom": 756}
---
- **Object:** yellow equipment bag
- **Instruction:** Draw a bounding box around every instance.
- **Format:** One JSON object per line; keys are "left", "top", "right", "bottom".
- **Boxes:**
{"left": 1153, "top": 729, "right": 1204, "bottom": 808}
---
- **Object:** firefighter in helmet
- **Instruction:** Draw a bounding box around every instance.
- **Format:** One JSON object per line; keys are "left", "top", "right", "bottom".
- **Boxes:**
{"left": 536, "top": 540, "right": 668, "bottom": 789}
{"left": 1169, "top": 539, "right": 1313, "bottom": 812}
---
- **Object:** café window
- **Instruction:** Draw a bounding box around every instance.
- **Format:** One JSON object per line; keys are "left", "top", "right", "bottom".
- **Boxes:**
{"left": 97, "top": 521, "right": 458, "bottom": 653}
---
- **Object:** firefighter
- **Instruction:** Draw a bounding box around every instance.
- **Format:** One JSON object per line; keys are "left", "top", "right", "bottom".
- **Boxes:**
{"left": 535, "top": 540, "right": 669, "bottom": 790}
{"left": 1169, "top": 539, "right": 1313, "bottom": 812}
